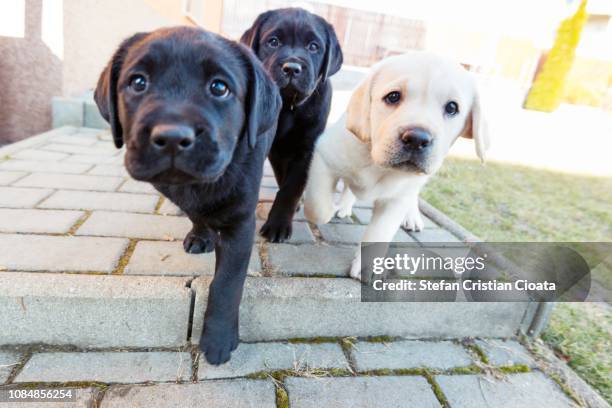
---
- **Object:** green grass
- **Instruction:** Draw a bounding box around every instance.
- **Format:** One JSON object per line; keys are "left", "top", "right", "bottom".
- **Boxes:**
{"left": 422, "top": 157, "right": 612, "bottom": 242}
{"left": 541, "top": 303, "right": 611, "bottom": 403}
{"left": 422, "top": 157, "right": 612, "bottom": 403}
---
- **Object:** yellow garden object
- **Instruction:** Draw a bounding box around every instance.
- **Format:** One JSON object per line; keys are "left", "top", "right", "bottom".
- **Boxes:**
{"left": 524, "top": 0, "right": 588, "bottom": 112}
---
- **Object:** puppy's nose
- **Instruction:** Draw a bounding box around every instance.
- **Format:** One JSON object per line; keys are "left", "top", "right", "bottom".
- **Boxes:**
{"left": 281, "top": 62, "right": 302, "bottom": 77}
{"left": 151, "top": 124, "right": 195, "bottom": 154}
{"left": 400, "top": 128, "right": 432, "bottom": 151}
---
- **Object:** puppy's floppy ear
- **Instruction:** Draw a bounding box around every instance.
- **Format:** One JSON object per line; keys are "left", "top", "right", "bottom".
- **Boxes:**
{"left": 319, "top": 19, "right": 343, "bottom": 83}
{"left": 94, "top": 32, "right": 148, "bottom": 149}
{"left": 240, "top": 10, "right": 274, "bottom": 54}
{"left": 461, "top": 88, "right": 490, "bottom": 163}
{"left": 346, "top": 72, "right": 375, "bottom": 143}
{"left": 240, "top": 45, "right": 282, "bottom": 149}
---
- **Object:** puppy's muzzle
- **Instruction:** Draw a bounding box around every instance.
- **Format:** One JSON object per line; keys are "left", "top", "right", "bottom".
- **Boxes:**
{"left": 151, "top": 124, "right": 195, "bottom": 156}
{"left": 400, "top": 127, "right": 432, "bottom": 152}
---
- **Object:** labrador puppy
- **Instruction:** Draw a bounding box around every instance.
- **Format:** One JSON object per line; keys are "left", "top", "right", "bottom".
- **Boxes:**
{"left": 304, "top": 52, "right": 489, "bottom": 280}
{"left": 240, "top": 7, "right": 343, "bottom": 242}
{"left": 94, "top": 27, "right": 281, "bottom": 364}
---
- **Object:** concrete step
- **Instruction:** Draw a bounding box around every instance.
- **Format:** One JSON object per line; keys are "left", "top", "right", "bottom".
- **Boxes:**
{"left": 0, "top": 272, "right": 533, "bottom": 348}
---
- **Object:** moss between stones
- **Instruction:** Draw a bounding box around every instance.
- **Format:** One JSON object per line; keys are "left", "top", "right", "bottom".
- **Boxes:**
{"left": 467, "top": 343, "right": 490, "bottom": 365}
{"left": 287, "top": 337, "right": 339, "bottom": 344}
{"left": 10, "top": 381, "right": 108, "bottom": 391}
{"left": 423, "top": 369, "right": 450, "bottom": 408}
{"left": 546, "top": 371, "right": 583, "bottom": 406}
{"left": 363, "top": 335, "right": 396, "bottom": 343}
{"left": 447, "top": 365, "right": 482, "bottom": 375}
{"left": 67, "top": 210, "right": 92, "bottom": 236}
{"left": 498, "top": 364, "right": 530, "bottom": 374}
{"left": 153, "top": 197, "right": 165, "bottom": 214}
{"left": 113, "top": 239, "right": 138, "bottom": 275}
{"left": 275, "top": 384, "right": 289, "bottom": 408}
{"left": 360, "top": 368, "right": 427, "bottom": 376}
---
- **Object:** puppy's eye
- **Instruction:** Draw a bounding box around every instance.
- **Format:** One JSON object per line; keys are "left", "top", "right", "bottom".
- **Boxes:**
{"left": 129, "top": 75, "right": 148, "bottom": 93}
{"left": 444, "top": 101, "right": 459, "bottom": 116}
{"left": 383, "top": 91, "right": 401, "bottom": 105}
{"left": 267, "top": 37, "right": 280, "bottom": 48}
{"left": 210, "top": 80, "right": 230, "bottom": 97}
{"left": 307, "top": 41, "right": 319, "bottom": 52}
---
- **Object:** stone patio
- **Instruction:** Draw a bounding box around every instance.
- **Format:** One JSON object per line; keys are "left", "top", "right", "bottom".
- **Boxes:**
{"left": 0, "top": 127, "right": 595, "bottom": 407}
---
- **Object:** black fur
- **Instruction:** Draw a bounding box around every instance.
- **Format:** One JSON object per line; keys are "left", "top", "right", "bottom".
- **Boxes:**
{"left": 241, "top": 8, "right": 343, "bottom": 242}
{"left": 94, "top": 27, "right": 281, "bottom": 365}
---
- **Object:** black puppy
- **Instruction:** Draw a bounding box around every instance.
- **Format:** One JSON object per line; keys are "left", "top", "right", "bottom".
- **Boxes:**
{"left": 241, "top": 8, "right": 343, "bottom": 242}
{"left": 94, "top": 27, "right": 281, "bottom": 364}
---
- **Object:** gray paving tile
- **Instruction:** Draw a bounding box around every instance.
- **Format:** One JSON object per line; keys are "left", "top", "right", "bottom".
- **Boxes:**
{"left": 0, "top": 208, "right": 83, "bottom": 234}
{"left": 0, "top": 187, "right": 53, "bottom": 208}
{"left": 198, "top": 342, "right": 348, "bottom": 379}
{"left": 15, "top": 352, "right": 191, "bottom": 383}
{"left": 437, "top": 372, "right": 573, "bottom": 408}
{"left": 351, "top": 340, "right": 473, "bottom": 371}
{"left": 125, "top": 241, "right": 261, "bottom": 276}
{"left": 76, "top": 211, "right": 191, "bottom": 240}
{"left": 286, "top": 376, "right": 440, "bottom": 408}
{"left": 101, "top": 380, "right": 275, "bottom": 408}
{"left": 40, "top": 190, "right": 158, "bottom": 213}
{"left": 0, "top": 234, "right": 128, "bottom": 272}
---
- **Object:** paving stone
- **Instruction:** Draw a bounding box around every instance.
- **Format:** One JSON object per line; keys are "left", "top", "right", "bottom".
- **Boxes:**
{"left": 87, "top": 164, "right": 128, "bottom": 176}
{"left": 286, "top": 376, "right": 440, "bottom": 408}
{"left": 409, "top": 228, "right": 461, "bottom": 244}
{"left": 0, "top": 171, "right": 27, "bottom": 185}
{"left": 158, "top": 199, "right": 183, "bottom": 216}
{"left": 351, "top": 340, "right": 473, "bottom": 371}
{"left": 40, "top": 190, "right": 158, "bottom": 213}
{"left": 436, "top": 372, "right": 573, "bottom": 408}
{"left": 0, "top": 234, "right": 128, "bottom": 272}
{"left": 0, "top": 159, "right": 92, "bottom": 174}
{"left": 84, "top": 100, "right": 110, "bottom": 129}
{"left": 0, "top": 187, "right": 53, "bottom": 208}
{"left": 14, "top": 173, "right": 123, "bottom": 191}
{"left": 0, "top": 351, "right": 22, "bottom": 384}
{"left": 52, "top": 96, "right": 84, "bottom": 128}
{"left": 102, "top": 380, "right": 275, "bottom": 408}
{"left": 318, "top": 223, "right": 414, "bottom": 244}
{"left": 41, "top": 143, "right": 116, "bottom": 156}
{"left": 51, "top": 134, "right": 98, "bottom": 146}
{"left": 267, "top": 244, "right": 353, "bottom": 276}
{"left": 11, "top": 149, "right": 69, "bottom": 162}
{"left": 0, "top": 209, "right": 84, "bottom": 234}
{"left": 259, "top": 187, "right": 277, "bottom": 202}
{"left": 76, "top": 211, "right": 191, "bottom": 240}
{"left": 286, "top": 221, "right": 315, "bottom": 244}
{"left": 0, "top": 273, "right": 191, "bottom": 347}
{"left": 64, "top": 154, "right": 120, "bottom": 164}
{"left": 353, "top": 207, "right": 372, "bottom": 224}
{"left": 119, "top": 179, "right": 158, "bottom": 194}
{"left": 191, "top": 277, "right": 528, "bottom": 343}
{"left": 125, "top": 241, "right": 261, "bottom": 276}
{"left": 260, "top": 176, "right": 277, "bottom": 188}
{"left": 475, "top": 339, "right": 536, "bottom": 367}
{"left": 15, "top": 352, "right": 191, "bottom": 383}
{"left": 198, "top": 342, "right": 348, "bottom": 379}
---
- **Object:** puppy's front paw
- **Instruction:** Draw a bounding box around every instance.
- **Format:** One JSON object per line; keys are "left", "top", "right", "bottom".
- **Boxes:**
{"left": 199, "top": 322, "right": 239, "bottom": 366}
{"left": 402, "top": 211, "right": 424, "bottom": 232}
{"left": 335, "top": 203, "right": 353, "bottom": 219}
{"left": 260, "top": 217, "right": 292, "bottom": 243}
{"left": 183, "top": 229, "right": 216, "bottom": 254}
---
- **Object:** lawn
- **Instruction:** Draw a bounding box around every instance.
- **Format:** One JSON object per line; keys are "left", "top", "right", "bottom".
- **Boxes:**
{"left": 422, "top": 156, "right": 612, "bottom": 403}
